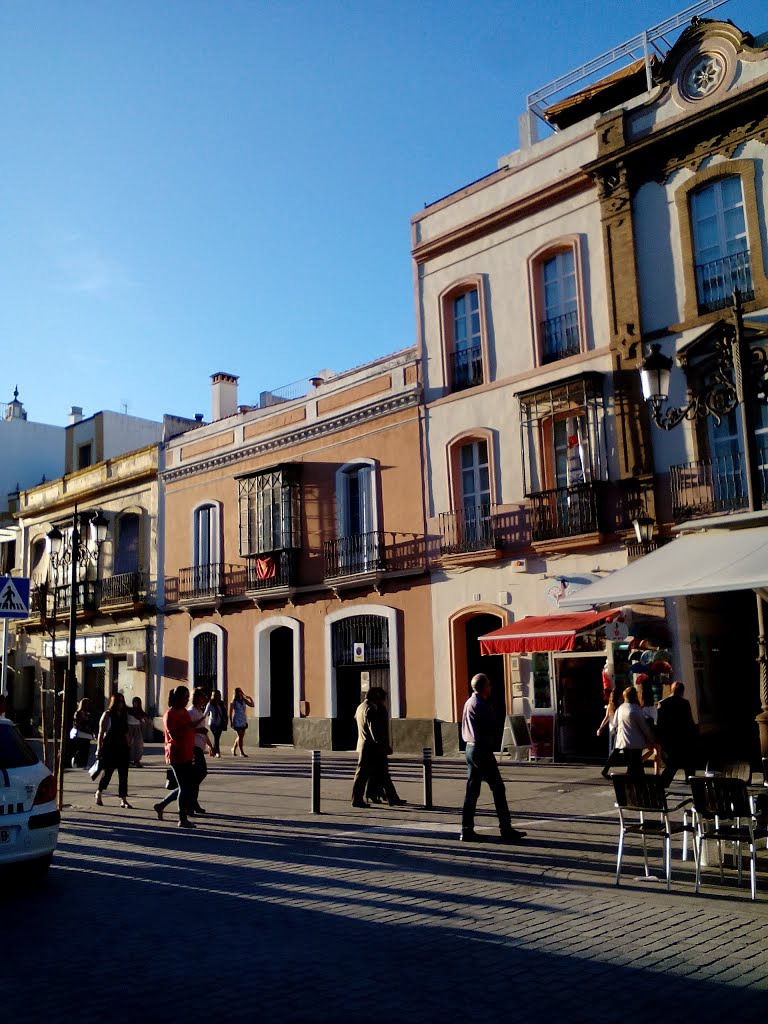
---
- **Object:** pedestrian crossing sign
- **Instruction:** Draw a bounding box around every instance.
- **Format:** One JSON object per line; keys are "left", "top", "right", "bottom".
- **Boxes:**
{"left": 0, "top": 577, "right": 30, "bottom": 619}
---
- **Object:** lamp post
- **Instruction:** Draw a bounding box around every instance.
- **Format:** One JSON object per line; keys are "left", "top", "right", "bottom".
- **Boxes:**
{"left": 46, "top": 507, "right": 107, "bottom": 808}
{"left": 639, "top": 291, "right": 768, "bottom": 779}
{"left": 631, "top": 515, "right": 656, "bottom": 551}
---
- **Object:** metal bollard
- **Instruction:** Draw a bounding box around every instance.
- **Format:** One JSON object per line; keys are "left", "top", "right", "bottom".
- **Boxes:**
{"left": 422, "top": 746, "right": 433, "bottom": 809}
{"left": 311, "top": 749, "right": 321, "bottom": 814}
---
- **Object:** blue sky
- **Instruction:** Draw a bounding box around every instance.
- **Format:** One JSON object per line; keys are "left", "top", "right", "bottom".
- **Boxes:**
{"left": 1, "top": 0, "right": 765, "bottom": 425}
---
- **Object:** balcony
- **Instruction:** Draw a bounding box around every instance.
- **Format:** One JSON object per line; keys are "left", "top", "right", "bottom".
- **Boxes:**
{"left": 449, "top": 345, "right": 483, "bottom": 392}
{"left": 439, "top": 504, "right": 501, "bottom": 555}
{"left": 324, "top": 531, "right": 385, "bottom": 580}
{"left": 178, "top": 563, "right": 247, "bottom": 602}
{"left": 54, "top": 580, "right": 100, "bottom": 615}
{"left": 670, "top": 450, "right": 768, "bottom": 521}
{"left": 695, "top": 250, "right": 754, "bottom": 315}
{"left": 100, "top": 571, "right": 148, "bottom": 609}
{"left": 245, "top": 549, "right": 297, "bottom": 592}
{"left": 529, "top": 482, "right": 603, "bottom": 542}
{"left": 541, "top": 310, "right": 580, "bottom": 363}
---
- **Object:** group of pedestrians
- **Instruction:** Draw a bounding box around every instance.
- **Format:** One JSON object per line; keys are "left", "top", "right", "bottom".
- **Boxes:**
{"left": 598, "top": 680, "right": 697, "bottom": 786}
{"left": 82, "top": 685, "right": 258, "bottom": 827}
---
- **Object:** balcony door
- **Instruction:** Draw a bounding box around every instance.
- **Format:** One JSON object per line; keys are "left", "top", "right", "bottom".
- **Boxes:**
{"left": 337, "top": 462, "right": 377, "bottom": 571}
{"left": 542, "top": 251, "right": 579, "bottom": 362}
{"left": 708, "top": 403, "right": 768, "bottom": 511}
{"left": 460, "top": 440, "right": 491, "bottom": 548}
{"left": 193, "top": 503, "right": 219, "bottom": 595}
{"left": 691, "top": 176, "right": 752, "bottom": 312}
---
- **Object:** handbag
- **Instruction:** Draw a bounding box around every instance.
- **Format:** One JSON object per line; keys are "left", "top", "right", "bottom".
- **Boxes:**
{"left": 88, "top": 757, "right": 103, "bottom": 781}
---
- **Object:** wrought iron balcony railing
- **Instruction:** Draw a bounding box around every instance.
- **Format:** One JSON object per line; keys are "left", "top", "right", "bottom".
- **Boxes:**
{"left": 324, "top": 531, "right": 385, "bottom": 578}
{"left": 449, "top": 345, "right": 483, "bottom": 392}
{"left": 541, "top": 309, "right": 580, "bottom": 363}
{"left": 439, "top": 503, "right": 500, "bottom": 555}
{"left": 99, "top": 571, "right": 147, "bottom": 608}
{"left": 55, "top": 580, "right": 100, "bottom": 614}
{"left": 695, "top": 250, "right": 754, "bottom": 315}
{"left": 670, "top": 449, "right": 768, "bottom": 520}
{"left": 529, "top": 482, "right": 602, "bottom": 542}
{"left": 179, "top": 563, "right": 224, "bottom": 600}
{"left": 245, "top": 549, "right": 297, "bottom": 591}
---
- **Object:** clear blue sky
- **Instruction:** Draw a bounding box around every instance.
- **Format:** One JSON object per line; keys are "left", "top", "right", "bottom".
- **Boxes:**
{"left": 1, "top": 0, "right": 765, "bottom": 425}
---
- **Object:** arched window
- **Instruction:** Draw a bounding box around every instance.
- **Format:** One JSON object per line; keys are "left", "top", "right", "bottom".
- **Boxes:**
{"left": 690, "top": 176, "right": 751, "bottom": 314}
{"left": 191, "top": 502, "right": 222, "bottom": 595}
{"left": 528, "top": 237, "right": 587, "bottom": 366}
{"left": 439, "top": 277, "right": 489, "bottom": 392}
{"left": 441, "top": 431, "right": 498, "bottom": 554}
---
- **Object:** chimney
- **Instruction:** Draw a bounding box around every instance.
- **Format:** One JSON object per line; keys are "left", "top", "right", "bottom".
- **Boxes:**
{"left": 69, "top": 406, "right": 83, "bottom": 424}
{"left": 210, "top": 372, "right": 239, "bottom": 421}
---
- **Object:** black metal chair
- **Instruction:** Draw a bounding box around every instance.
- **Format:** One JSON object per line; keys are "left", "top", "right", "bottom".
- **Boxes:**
{"left": 612, "top": 775, "right": 693, "bottom": 892}
{"left": 689, "top": 776, "right": 768, "bottom": 901}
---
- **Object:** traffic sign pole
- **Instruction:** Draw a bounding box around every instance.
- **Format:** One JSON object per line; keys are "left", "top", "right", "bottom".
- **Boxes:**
{"left": 1, "top": 619, "right": 7, "bottom": 697}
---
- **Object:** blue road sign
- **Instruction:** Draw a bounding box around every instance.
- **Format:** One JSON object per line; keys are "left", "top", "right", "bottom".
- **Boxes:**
{"left": 0, "top": 577, "right": 30, "bottom": 618}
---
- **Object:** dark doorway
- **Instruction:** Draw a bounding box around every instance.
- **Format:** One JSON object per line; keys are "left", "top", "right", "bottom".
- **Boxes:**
{"left": 555, "top": 655, "right": 605, "bottom": 760}
{"left": 193, "top": 632, "right": 218, "bottom": 695}
{"left": 269, "top": 627, "right": 294, "bottom": 744}
{"left": 465, "top": 614, "right": 506, "bottom": 750}
{"left": 332, "top": 616, "right": 390, "bottom": 750}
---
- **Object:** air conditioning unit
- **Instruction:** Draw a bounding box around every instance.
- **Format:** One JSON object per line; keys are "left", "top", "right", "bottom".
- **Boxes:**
{"left": 126, "top": 651, "right": 146, "bottom": 671}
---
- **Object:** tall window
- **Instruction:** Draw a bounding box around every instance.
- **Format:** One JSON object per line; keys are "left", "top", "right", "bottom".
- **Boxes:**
{"left": 450, "top": 288, "right": 483, "bottom": 390}
{"left": 338, "top": 462, "right": 375, "bottom": 538}
{"left": 541, "top": 251, "right": 579, "bottom": 363}
{"left": 552, "top": 415, "right": 590, "bottom": 490}
{"left": 114, "top": 513, "right": 140, "bottom": 575}
{"left": 691, "top": 176, "right": 752, "bottom": 313}
{"left": 460, "top": 440, "right": 490, "bottom": 510}
{"left": 194, "top": 504, "right": 215, "bottom": 567}
{"left": 193, "top": 632, "right": 218, "bottom": 693}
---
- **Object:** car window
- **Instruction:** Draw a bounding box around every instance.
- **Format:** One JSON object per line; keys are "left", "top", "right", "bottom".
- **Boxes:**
{"left": 0, "top": 724, "right": 39, "bottom": 768}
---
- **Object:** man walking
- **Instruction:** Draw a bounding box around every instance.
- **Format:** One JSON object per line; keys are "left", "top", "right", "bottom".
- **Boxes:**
{"left": 460, "top": 674, "right": 526, "bottom": 843}
{"left": 657, "top": 681, "right": 698, "bottom": 788}
{"left": 351, "top": 687, "right": 399, "bottom": 808}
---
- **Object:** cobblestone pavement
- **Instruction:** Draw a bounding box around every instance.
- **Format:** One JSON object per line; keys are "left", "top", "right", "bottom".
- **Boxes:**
{"left": 6, "top": 748, "right": 768, "bottom": 1023}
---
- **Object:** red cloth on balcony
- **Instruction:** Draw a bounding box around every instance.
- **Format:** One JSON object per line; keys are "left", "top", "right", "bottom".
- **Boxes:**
{"left": 255, "top": 556, "right": 276, "bottom": 580}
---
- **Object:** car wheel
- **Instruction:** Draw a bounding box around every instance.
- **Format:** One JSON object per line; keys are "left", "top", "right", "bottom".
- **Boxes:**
{"left": 21, "top": 852, "right": 54, "bottom": 884}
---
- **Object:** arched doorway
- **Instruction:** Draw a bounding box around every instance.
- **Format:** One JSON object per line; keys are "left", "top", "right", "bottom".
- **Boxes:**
{"left": 450, "top": 608, "right": 507, "bottom": 750}
{"left": 269, "top": 626, "right": 294, "bottom": 744}
{"left": 331, "top": 614, "right": 390, "bottom": 750}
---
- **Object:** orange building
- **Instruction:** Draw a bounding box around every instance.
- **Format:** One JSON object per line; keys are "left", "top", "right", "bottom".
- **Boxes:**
{"left": 160, "top": 348, "right": 436, "bottom": 751}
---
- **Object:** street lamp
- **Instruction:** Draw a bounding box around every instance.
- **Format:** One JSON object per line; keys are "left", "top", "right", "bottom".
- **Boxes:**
{"left": 639, "top": 290, "right": 768, "bottom": 779}
{"left": 46, "top": 508, "right": 108, "bottom": 807}
{"left": 631, "top": 515, "right": 656, "bottom": 549}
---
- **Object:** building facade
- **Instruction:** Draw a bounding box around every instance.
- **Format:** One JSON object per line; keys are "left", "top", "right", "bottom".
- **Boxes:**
{"left": 160, "top": 350, "right": 435, "bottom": 752}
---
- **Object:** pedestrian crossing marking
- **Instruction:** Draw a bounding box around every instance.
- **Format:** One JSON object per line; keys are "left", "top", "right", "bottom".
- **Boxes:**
{"left": 0, "top": 577, "right": 29, "bottom": 618}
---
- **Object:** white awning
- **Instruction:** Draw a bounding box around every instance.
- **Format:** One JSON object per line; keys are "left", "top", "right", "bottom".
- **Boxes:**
{"left": 559, "top": 525, "right": 768, "bottom": 609}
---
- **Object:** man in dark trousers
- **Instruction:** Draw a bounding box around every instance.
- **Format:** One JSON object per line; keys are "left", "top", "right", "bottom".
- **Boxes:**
{"left": 351, "top": 688, "right": 405, "bottom": 808}
{"left": 657, "top": 681, "right": 698, "bottom": 788}
{"left": 460, "top": 674, "right": 527, "bottom": 843}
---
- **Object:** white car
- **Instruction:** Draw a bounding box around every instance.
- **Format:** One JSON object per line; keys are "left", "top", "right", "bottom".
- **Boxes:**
{"left": 0, "top": 717, "right": 60, "bottom": 878}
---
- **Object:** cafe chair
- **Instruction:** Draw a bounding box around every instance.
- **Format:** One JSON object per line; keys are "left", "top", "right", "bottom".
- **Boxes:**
{"left": 704, "top": 760, "right": 752, "bottom": 784}
{"left": 689, "top": 776, "right": 768, "bottom": 901}
{"left": 612, "top": 775, "right": 693, "bottom": 892}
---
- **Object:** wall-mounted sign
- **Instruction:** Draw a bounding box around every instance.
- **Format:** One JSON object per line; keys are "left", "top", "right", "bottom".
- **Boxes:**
{"left": 353, "top": 642, "right": 365, "bottom": 663}
{"left": 44, "top": 635, "right": 106, "bottom": 659}
{"left": 544, "top": 574, "right": 604, "bottom": 608}
{"left": 360, "top": 671, "right": 370, "bottom": 691}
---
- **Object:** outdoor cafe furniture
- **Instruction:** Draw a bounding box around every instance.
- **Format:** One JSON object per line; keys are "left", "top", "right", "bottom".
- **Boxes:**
{"left": 688, "top": 776, "right": 768, "bottom": 902}
{"left": 612, "top": 775, "right": 693, "bottom": 892}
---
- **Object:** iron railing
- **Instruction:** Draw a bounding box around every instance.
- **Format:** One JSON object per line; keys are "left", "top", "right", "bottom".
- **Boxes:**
{"left": 529, "top": 482, "right": 602, "bottom": 541}
{"left": 324, "top": 531, "right": 385, "bottom": 578}
{"left": 670, "top": 449, "right": 768, "bottom": 520}
{"left": 245, "top": 549, "right": 297, "bottom": 590}
{"left": 449, "top": 345, "right": 483, "bottom": 391}
{"left": 179, "top": 563, "right": 224, "bottom": 599}
{"left": 541, "top": 309, "right": 580, "bottom": 363}
{"left": 100, "top": 571, "right": 147, "bottom": 608}
{"left": 439, "top": 503, "right": 500, "bottom": 554}
{"left": 695, "top": 250, "right": 754, "bottom": 314}
{"left": 55, "top": 580, "right": 100, "bottom": 614}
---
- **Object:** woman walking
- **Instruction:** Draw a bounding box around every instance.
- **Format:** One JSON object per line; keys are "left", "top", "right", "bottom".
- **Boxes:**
{"left": 229, "top": 687, "right": 254, "bottom": 757}
{"left": 155, "top": 685, "right": 198, "bottom": 828}
{"left": 207, "top": 690, "right": 228, "bottom": 757}
{"left": 127, "top": 696, "right": 148, "bottom": 767}
{"left": 95, "top": 693, "right": 132, "bottom": 808}
{"left": 188, "top": 687, "right": 213, "bottom": 814}
{"left": 597, "top": 688, "right": 622, "bottom": 778}
{"left": 70, "top": 697, "right": 94, "bottom": 768}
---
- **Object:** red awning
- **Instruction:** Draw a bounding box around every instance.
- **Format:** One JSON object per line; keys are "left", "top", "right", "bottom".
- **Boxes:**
{"left": 478, "top": 610, "right": 621, "bottom": 655}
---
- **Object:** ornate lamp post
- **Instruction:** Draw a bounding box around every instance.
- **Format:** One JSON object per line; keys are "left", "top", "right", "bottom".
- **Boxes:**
{"left": 46, "top": 508, "right": 107, "bottom": 807}
{"left": 639, "top": 291, "right": 768, "bottom": 779}
{"left": 631, "top": 515, "right": 656, "bottom": 550}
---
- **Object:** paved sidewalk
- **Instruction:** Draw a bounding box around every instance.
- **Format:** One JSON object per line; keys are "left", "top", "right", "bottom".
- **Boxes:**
{"left": 6, "top": 748, "right": 768, "bottom": 1023}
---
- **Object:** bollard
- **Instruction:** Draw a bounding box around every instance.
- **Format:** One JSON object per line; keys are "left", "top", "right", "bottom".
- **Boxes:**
{"left": 422, "top": 746, "right": 433, "bottom": 809}
{"left": 311, "top": 749, "right": 321, "bottom": 814}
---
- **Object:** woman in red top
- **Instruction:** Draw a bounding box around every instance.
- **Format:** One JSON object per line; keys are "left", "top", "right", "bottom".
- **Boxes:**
{"left": 155, "top": 686, "right": 197, "bottom": 829}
